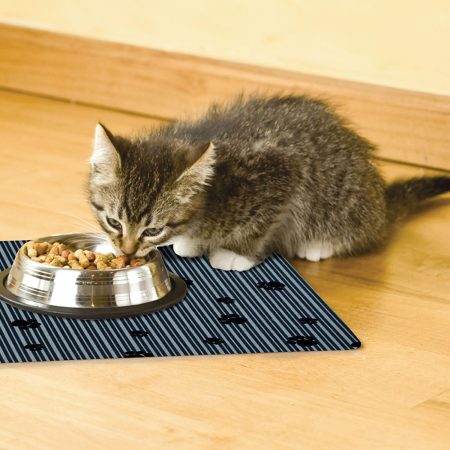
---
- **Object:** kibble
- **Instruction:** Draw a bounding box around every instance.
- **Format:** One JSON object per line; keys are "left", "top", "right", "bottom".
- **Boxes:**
{"left": 24, "top": 241, "right": 147, "bottom": 270}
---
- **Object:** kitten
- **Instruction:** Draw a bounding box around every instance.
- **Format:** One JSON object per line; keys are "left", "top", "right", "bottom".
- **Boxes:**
{"left": 88, "top": 95, "right": 450, "bottom": 271}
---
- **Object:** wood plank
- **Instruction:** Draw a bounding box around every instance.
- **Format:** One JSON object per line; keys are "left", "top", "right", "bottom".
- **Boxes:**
{"left": 1, "top": 24, "right": 450, "bottom": 171}
{"left": 0, "top": 90, "right": 450, "bottom": 449}
{"left": 414, "top": 389, "right": 450, "bottom": 420}
{"left": 0, "top": 90, "right": 165, "bottom": 239}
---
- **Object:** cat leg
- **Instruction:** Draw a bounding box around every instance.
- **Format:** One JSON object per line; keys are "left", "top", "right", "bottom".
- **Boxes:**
{"left": 209, "top": 248, "right": 258, "bottom": 271}
{"left": 172, "top": 235, "right": 203, "bottom": 258}
{"left": 297, "top": 241, "right": 334, "bottom": 262}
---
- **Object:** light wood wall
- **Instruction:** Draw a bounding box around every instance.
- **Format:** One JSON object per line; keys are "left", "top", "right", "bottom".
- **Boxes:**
{"left": 1, "top": 25, "right": 449, "bottom": 171}
{"left": 1, "top": 0, "right": 449, "bottom": 96}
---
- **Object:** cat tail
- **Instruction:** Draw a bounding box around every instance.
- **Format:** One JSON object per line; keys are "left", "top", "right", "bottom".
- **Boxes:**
{"left": 385, "top": 176, "right": 450, "bottom": 222}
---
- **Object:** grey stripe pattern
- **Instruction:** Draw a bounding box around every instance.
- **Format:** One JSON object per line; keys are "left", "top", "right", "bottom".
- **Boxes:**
{"left": 0, "top": 240, "right": 360, "bottom": 363}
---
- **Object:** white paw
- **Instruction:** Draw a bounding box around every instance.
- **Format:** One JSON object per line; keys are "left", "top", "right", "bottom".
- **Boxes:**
{"left": 297, "top": 242, "right": 334, "bottom": 262}
{"left": 209, "top": 248, "right": 257, "bottom": 271}
{"left": 297, "top": 246, "right": 306, "bottom": 259}
{"left": 305, "top": 245, "right": 321, "bottom": 262}
{"left": 318, "top": 242, "right": 333, "bottom": 259}
{"left": 172, "top": 236, "right": 203, "bottom": 258}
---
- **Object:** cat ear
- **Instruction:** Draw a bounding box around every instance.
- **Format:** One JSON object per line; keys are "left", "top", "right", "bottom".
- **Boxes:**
{"left": 172, "top": 142, "right": 215, "bottom": 204}
{"left": 90, "top": 123, "right": 121, "bottom": 184}
{"left": 176, "top": 142, "right": 216, "bottom": 186}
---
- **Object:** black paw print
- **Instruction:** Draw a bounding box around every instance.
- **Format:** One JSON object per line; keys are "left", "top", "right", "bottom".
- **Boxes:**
{"left": 11, "top": 319, "right": 41, "bottom": 330}
{"left": 298, "top": 317, "right": 318, "bottom": 325}
{"left": 24, "top": 343, "right": 45, "bottom": 352}
{"left": 256, "top": 280, "right": 285, "bottom": 291}
{"left": 216, "top": 296, "right": 234, "bottom": 304}
{"left": 129, "top": 330, "right": 149, "bottom": 338}
{"left": 123, "top": 350, "right": 154, "bottom": 358}
{"left": 203, "top": 337, "right": 225, "bottom": 345}
{"left": 218, "top": 314, "right": 247, "bottom": 325}
{"left": 286, "top": 335, "right": 318, "bottom": 347}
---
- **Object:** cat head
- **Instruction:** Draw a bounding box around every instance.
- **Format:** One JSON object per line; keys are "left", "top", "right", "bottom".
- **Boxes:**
{"left": 88, "top": 123, "right": 215, "bottom": 257}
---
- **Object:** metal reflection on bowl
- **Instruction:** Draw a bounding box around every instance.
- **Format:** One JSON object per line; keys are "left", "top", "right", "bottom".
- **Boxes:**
{"left": 0, "top": 232, "right": 187, "bottom": 319}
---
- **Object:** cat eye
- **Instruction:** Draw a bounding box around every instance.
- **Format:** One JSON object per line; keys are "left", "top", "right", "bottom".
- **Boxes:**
{"left": 142, "top": 227, "right": 164, "bottom": 238}
{"left": 106, "top": 217, "right": 122, "bottom": 232}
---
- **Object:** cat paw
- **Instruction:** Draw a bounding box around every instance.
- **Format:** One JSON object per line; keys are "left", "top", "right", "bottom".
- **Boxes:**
{"left": 172, "top": 236, "right": 203, "bottom": 258}
{"left": 209, "top": 249, "right": 257, "bottom": 271}
{"left": 297, "top": 242, "right": 333, "bottom": 262}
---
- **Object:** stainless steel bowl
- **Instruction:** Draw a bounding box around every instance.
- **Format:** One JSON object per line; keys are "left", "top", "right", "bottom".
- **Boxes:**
{"left": 0, "top": 233, "right": 187, "bottom": 319}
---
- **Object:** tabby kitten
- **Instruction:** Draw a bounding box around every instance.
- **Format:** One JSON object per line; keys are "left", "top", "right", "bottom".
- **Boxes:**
{"left": 88, "top": 95, "right": 450, "bottom": 271}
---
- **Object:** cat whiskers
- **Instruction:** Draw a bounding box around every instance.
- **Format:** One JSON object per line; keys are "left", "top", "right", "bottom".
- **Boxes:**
{"left": 64, "top": 214, "right": 101, "bottom": 232}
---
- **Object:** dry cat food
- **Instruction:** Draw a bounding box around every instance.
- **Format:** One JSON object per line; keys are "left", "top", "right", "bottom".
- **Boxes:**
{"left": 24, "top": 241, "right": 146, "bottom": 270}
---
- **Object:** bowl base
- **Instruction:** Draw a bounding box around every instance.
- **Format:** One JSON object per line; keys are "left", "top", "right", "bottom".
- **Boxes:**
{"left": 0, "top": 269, "right": 187, "bottom": 320}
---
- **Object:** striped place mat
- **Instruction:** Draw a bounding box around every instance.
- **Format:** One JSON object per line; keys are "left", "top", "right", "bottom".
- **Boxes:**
{"left": 0, "top": 240, "right": 360, "bottom": 363}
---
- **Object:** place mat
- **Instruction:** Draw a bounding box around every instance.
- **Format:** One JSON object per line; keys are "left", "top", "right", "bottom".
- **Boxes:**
{"left": 0, "top": 240, "right": 360, "bottom": 363}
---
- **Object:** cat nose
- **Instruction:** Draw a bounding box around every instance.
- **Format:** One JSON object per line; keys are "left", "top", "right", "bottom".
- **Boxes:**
{"left": 121, "top": 239, "right": 138, "bottom": 256}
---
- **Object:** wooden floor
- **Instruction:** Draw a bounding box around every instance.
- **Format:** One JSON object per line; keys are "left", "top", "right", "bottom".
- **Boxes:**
{"left": 0, "top": 89, "right": 449, "bottom": 449}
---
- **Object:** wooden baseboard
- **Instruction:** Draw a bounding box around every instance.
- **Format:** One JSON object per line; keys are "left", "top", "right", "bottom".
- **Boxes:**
{"left": 1, "top": 23, "right": 449, "bottom": 171}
